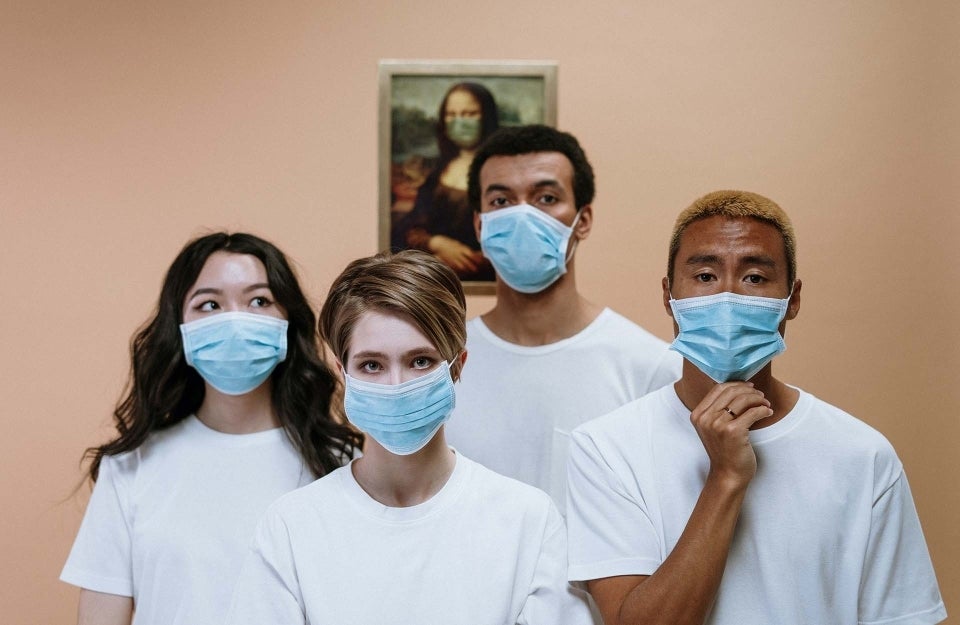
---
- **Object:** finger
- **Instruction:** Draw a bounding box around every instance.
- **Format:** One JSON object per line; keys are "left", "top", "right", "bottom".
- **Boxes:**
{"left": 730, "top": 404, "right": 774, "bottom": 430}
{"left": 459, "top": 255, "right": 479, "bottom": 272}
{"left": 698, "top": 382, "right": 752, "bottom": 413}
{"left": 724, "top": 391, "right": 772, "bottom": 418}
{"left": 694, "top": 383, "right": 757, "bottom": 420}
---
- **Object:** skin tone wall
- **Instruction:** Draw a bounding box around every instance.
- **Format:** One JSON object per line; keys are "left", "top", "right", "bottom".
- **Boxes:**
{"left": 1, "top": 1, "right": 957, "bottom": 622}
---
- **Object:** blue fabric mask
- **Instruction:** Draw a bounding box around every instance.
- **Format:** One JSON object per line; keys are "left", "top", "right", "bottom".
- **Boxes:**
{"left": 344, "top": 361, "right": 456, "bottom": 456}
{"left": 669, "top": 291, "right": 790, "bottom": 383}
{"left": 180, "top": 312, "right": 288, "bottom": 395}
{"left": 479, "top": 203, "right": 579, "bottom": 293}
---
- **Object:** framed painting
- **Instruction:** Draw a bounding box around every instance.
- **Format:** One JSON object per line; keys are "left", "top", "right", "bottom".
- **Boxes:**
{"left": 378, "top": 60, "right": 558, "bottom": 294}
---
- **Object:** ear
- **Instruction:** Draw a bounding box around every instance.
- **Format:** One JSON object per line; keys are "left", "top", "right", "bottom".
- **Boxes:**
{"left": 573, "top": 205, "right": 593, "bottom": 241}
{"left": 335, "top": 359, "right": 345, "bottom": 382}
{"left": 785, "top": 279, "right": 802, "bottom": 321}
{"left": 451, "top": 350, "right": 468, "bottom": 382}
{"left": 662, "top": 277, "right": 674, "bottom": 319}
{"left": 473, "top": 211, "right": 482, "bottom": 241}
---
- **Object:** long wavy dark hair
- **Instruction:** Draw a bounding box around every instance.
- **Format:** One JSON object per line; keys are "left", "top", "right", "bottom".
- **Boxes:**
{"left": 84, "top": 232, "right": 363, "bottom": 482}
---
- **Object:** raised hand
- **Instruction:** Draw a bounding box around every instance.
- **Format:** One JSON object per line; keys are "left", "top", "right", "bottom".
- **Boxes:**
{"left": 689, "top": 382, "right": 773, "bottom": 488}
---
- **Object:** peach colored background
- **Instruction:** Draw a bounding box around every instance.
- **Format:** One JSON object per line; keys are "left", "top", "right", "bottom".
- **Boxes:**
{"left": 2, "top": 1, "right": 957, "bottom": 622}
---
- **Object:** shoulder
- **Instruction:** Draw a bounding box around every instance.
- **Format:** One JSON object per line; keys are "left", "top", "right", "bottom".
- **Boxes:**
{"left": 795, "top": 390, "right": 903, "bottom": 487}
{"left": 102, "top": 417, "right": 195, "bottom": 478}
{"left": 593, "top": 309, "right": 670, "bottom": 347}
{"left": 464, "top": 316, "right": 493, "bottom": 347}
{"left": 573, "top": 386, "right": 669, "bottom": 444}
{"left": 461, "top": 456, "right": 558, "bottom": 522}
{"left": 269, "top": 464, "right": 349, "bottom": 517}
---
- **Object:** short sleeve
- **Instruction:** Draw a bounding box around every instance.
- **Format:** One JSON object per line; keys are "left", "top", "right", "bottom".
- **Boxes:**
{"left": 858, "top": 472, "right": 946, "bottom": 625}
{"left": 566, "top": 429, "right": 662, "bottom": 582}
{"left": 517, "top": 504, "right": 594, "bottom": 625}
{"left": 60, "top": 455, "right": 134, "bottom": 596}
{"left": 225, "top": 509, "right": 305, "bottom": 625}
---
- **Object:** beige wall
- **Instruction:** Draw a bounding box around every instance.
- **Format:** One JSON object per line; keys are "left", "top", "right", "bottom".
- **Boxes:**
{"left": 2, "top": 1, "right": 957, "bottom": 621}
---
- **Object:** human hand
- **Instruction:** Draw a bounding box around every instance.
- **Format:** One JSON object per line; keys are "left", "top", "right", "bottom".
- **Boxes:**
{"left": 689, "top": 382, "right": 773, "bottom": 489}
{"left": 428, "top": 235, "right": 483, "bottom": 274}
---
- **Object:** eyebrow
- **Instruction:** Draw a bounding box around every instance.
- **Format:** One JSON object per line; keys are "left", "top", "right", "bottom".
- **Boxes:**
{"left": 350, "top": 347, "right": 441, "bottom": 360}
{"left": 684, "top": 254, "right": 778, "bottom": 268}
{"left": 482, "top": 183, "right": 511, "bottom": 196}
{"left": 186, "top": 282, "right": 272, "bottom": 300}
{"left": 482, "top": 179, "right": 564, "bottom": 196}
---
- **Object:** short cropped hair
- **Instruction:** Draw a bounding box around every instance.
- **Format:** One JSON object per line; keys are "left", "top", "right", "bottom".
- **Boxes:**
{"left": 319, "top": 250, "right": 467, "bottom": 380}
{"left": 667, "top": 190, "right": 797, "bottom": 287}
{"left": 467, "top": 124, "right": 595, "bottom": 211}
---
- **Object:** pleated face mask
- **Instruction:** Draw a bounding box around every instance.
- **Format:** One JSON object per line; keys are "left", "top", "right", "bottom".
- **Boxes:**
{"left": 479, "top": 204, "right": 579, "bottom": 294}
{"left": 669, "top": 291, "right": 791, "bottom": 383}
{"left": 343, "top": 361, "right": 456, "bottom": 456}
{"left": 180, "top": 311, "right": 288, "bottom": 395}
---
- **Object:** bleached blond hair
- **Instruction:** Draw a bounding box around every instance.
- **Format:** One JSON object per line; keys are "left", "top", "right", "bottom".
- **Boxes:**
{"left": 667, "top": 190, "right": 797, "bottom": 287}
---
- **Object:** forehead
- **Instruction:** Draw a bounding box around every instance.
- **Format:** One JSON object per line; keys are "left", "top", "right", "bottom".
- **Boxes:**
{"left": 192, "top": 251, "right": 268, "bottom": 286}
{"left": 445, "top": 89, "right": 480, "bottom": 110}
{"left": 349, "top": 309, "right": 434, "bottom": 354}
{"left": 479, "top": 151, "right": 574, "bottom": 191}
{"left": 676, "top": 216, "right": 787, "bottom": 264}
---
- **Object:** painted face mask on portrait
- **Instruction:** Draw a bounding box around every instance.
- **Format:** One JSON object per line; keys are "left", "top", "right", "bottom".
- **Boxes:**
{"left": 669, "top": 291, "right": 791, "bottom": 383}
{"left": 479, "top": 203, "right": 580, "bottom": 294}
{"left": 343, "top": 361, "right": 456, "bottom": 456}
{"left": 180, "top": 311, "right": 289, "bottom": 395}
{"left": 445, "top": 117, "right": 481, "bottom": 149}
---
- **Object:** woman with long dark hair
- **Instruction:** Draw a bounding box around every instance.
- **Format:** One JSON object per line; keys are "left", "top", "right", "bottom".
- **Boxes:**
{"left": 61, "top": 232, "right": 362, "bottom": 625}
{"left": 391, "top": 82, "right": 499, "bottom": 281}
{"left": 225, "top": 250, "right": 591, "bottom": 624}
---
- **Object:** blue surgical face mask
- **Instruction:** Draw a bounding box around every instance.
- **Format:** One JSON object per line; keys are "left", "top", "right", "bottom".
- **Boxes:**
{"left": 344, "top": 361, "right": 456, "bottom": 456}
{"left": 180, "top": 311, "right": 288, "bottom": 395}
{"left": 479, "top": 203, "right": 580, "bottom": 294}
{"left": 669, "top": 291, "right": 791, "bottom": 383}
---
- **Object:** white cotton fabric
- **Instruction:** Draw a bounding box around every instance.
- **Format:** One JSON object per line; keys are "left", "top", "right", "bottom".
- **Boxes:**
{"left": 225, "top": 452, "right": 593, "bottom": 625}
{"left": 446, "top": 309, "right": 681, "bottom": 511}
{"left": 566, "top": 385, "right": 947, "bottom": 625}
{"left": 61, "top": 416, "right": 313, "bottom": 625}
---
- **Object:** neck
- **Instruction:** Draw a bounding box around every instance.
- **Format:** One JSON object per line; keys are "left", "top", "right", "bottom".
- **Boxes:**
{"left": 483, "top": 265, "right": 603, "bottom": 346}
{"left": 196, "top": 381, "right": 279, "bottom": 434}
{"left": 673, "top": 363, "right": 799, "bottom": 429}
{"left": 352, "top": 429, "right": 456, "bottom": 507}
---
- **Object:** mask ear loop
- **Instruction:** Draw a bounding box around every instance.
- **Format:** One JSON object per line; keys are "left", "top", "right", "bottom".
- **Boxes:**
{"left": 563, "top": 209, "right": 584, "bottom": 264}
{"left": 449, "top": 350, "right": 467, "bottom": 382}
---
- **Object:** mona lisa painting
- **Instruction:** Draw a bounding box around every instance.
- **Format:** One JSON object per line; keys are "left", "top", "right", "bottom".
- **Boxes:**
{"left": 378, "top": 60, "right": 557, "bottom": 294}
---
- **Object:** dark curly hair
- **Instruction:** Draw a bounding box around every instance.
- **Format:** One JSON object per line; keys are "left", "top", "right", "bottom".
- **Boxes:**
{"left": 468, "top": 124, "right": 596, "bottom": 212}
{"left": 84, "top": 232, "right": 363, "bottom": 482}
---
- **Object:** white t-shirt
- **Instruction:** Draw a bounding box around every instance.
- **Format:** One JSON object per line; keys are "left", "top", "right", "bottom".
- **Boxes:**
{"left": 446, "top": 309, "right": 681, "bottom": 509}
{"left": 61, "top": 416, "right": 314, "bottom": 625}
{"left": 567, "top": 385, "right": 947, "bottom": 625}
{"left": 225, "top": 452, "right": 593, "bottom": 625}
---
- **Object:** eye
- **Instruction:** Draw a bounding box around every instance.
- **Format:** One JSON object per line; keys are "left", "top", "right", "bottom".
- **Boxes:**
{"left": 360, "top": 361, "right": 382, "bottom": 373}
{"left": 695, "top": 273, "right": 715, "bottom": 283}
{"left": 412, "top": 356, "right": 434, "bottom": 370}
{"left": 198, "top": 300, "right": 220, "bottom": 312}
{"left": 488, "top": 196, "right": 510, "bottom": 209}
{"left": 744, "top": 275, "right": 766, "bottom": 284}
{"left": 250, "top": 295, "right": 273, "bottom": 308}
{"left": 537, "top": 193, "right": 558, "bottom": 206}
